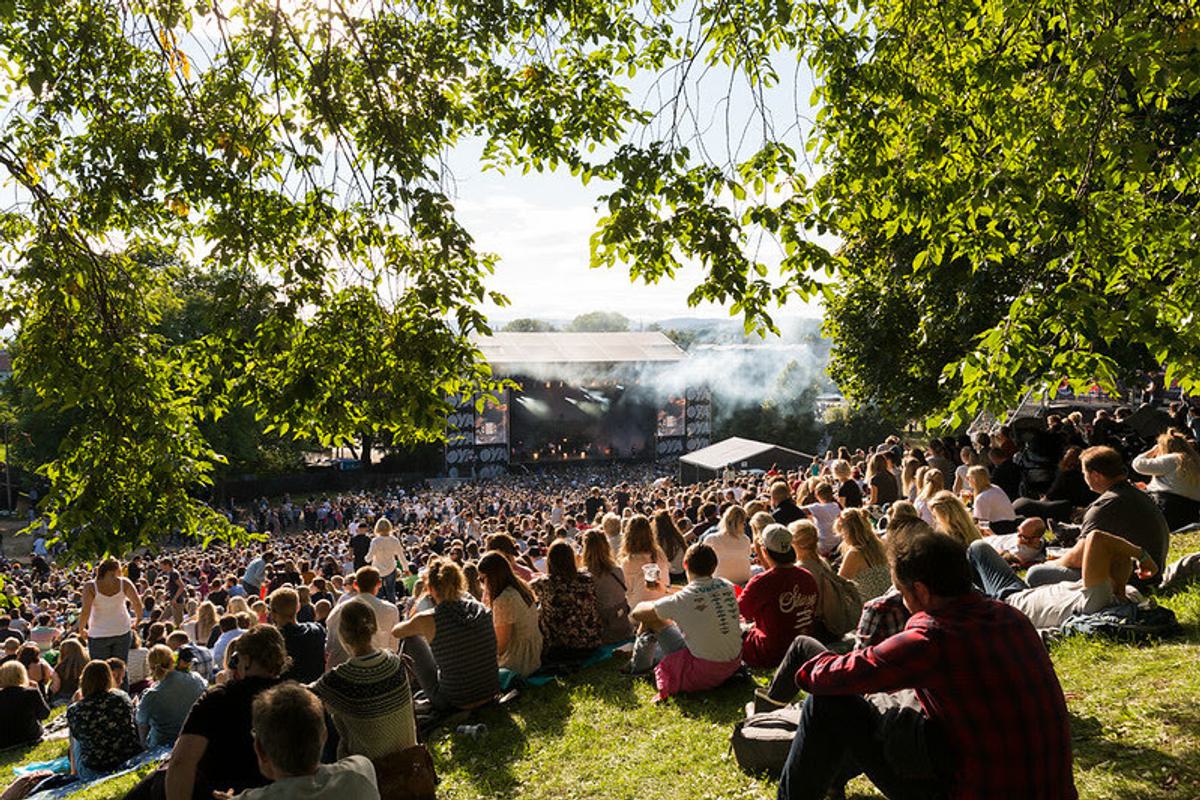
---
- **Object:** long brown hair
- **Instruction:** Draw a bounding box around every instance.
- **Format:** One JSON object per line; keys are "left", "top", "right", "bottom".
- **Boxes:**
{"left": 477, "top": 552, "right": 536, "bottom": 607}
{"left": 581, "top": 529, "right": 618, "bottom": 577}
{"left": 651, "top": 510, "right": 687, "bottom": 562}
{"left": 619, "top": 515, "right": 665, "bottom": 563}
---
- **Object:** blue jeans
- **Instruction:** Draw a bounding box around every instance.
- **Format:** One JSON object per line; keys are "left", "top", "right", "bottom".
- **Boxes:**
{"left": 966, "top": 540, "right": 1026, "bottom": 600}
{"left": 778, "top": 694, "right": 946, "bottom": 800}
{"left": 87, "top": 631, "right": 132, "bottom": 690}
{"left": 1025, "top": 562, "right": 1082, "bottom": 587}
{"left": 381, "top": 571, "right": 397, "bottom": 603}
{"left": 628, "top": 624, "right": 687, "bottom": 673}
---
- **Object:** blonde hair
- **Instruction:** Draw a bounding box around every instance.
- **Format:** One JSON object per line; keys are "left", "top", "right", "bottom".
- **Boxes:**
{"left": 788, "top": 519, "right": 820, "bottom": 553}
{"left": 718, "top": 505, "right": 748, "bottom": 539}
{"left": 601, "top": 513, "right": 621, "bottom": 541}
{"left": 147, "top": 644, "right": 176, "bottom": 681}
{"left": 838, "top": 508, "right": 887, "bottom": 567}
{"left": 749, "top": 511, "right": 775, "bottom": 539}
{"left": 1158, "top": 428, "right": 1200, "bottom": 477}
{"left": 831, "top": 459, "right": 852, "bottom": 481}
{"left": 425, "top": 557, "right": 467, "bottom": 603}
{"left": 901, "top": 458, "right": 920, "bottom": 498}
{"left": 374, "top": 517, "right": 394, "bottom": 536}
{"left": 919, "top": 469, "right": 945, "bottom": 502}
{"left": 228, "top": 596, "right": 251, "bottom": 616}
{"left": 928, "top": 490, "right": 983, "bottom": 544}
{"left": 0, "top": 660, "right": 28, "bottom": 688}
{"left": 967, "top": 465, "right": 992, "bottom": 492}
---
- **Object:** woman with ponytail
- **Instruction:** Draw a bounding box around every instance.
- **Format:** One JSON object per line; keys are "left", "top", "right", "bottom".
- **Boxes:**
{"left": 391, "top": 557, "right": 499, "bottom": 711}
{"left": 312, "top": 599, "right": 417, "bottom": 758}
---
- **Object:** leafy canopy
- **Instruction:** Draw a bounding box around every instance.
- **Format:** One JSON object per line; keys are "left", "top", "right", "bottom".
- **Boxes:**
{"left": 1, "top": 0, "right": 1198, "bottom": 555}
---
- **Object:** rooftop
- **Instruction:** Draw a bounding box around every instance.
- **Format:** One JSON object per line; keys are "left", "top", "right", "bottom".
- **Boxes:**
{"left": 472, "top": 332, "right": 686, "bottom": 365}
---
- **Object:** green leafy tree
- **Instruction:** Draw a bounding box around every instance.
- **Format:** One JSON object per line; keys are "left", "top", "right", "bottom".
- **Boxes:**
{"left": 3, "top": 0, "right": 1197, "bottom": 555}
{"left": 502, "top": 318, "right": 558, "bottom": 333}
{"left": 567, "top": 311, "right": 631, "bottom": 332}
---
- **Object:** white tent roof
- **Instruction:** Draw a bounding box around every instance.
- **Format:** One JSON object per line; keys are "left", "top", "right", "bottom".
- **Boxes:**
{"left": 678, "top": 437, "right": 806, "bottom": 471}
{"left": 473, "top": 332, "right": 685, "bottom": 365}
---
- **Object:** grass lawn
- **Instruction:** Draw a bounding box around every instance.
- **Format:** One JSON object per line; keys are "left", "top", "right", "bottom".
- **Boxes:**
{"left": 6, "top": 533, "right": 1200, "bottom": 800}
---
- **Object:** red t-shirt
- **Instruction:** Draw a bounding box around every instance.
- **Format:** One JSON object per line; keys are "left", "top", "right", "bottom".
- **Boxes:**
{"left": 738, "top": 565, "right": 819, "bottom": 668}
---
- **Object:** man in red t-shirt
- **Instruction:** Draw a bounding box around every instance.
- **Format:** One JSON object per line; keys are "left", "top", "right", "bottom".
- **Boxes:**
{"left": 738, "top": 524, "right": 819, "bottom": 668}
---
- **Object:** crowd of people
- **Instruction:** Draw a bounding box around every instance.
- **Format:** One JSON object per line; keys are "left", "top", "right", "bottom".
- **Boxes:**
{"left": 0, "top": 403, "right": 1194, "bottom": 800}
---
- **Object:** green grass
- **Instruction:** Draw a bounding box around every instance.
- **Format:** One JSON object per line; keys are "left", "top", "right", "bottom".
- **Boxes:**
{"left": 8, "top": 535, "right": 1200, "bottom": 800}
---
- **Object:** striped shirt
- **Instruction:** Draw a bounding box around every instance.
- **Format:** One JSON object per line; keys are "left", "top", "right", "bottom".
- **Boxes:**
{"left": 430, "top": 598, "right": 499, "bottom": 708}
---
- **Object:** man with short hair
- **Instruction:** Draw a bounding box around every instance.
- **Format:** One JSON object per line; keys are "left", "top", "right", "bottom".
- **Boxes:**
{"left": 628, "top": 543, "right": 743, "bottom": 700}
{"left": 225, "top": 683, "right": 379, "bottom": 800}
{"left": 738, "top": 524, "right": 819, "bottom": 668}
{"left": 770, "top": 482, "right": 804, "bottom": 527}
{"left": 324, "top": 568, "right": 399, "bottom": 668}
{"left": 212, "top": 615, "right": 243, "bottom": 672}
{"left": 776, "top": 532, "right": 1076, "bottom": 800}
{"left": 1027, "top": 445, "right": 1170, "bottom": 589}
{"left": 799, "top": 483, "right": 841, "bottom": 558}
{"left": 268, "top": 588, "right": 326, "bottom": 682}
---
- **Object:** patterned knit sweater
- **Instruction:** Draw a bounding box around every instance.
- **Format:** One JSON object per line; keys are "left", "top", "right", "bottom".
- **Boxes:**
{"left": 311, "top": 650, "right": 417, "bottom": 759}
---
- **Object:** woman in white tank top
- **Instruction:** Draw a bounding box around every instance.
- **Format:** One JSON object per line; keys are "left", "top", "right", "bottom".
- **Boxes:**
{"left": 78, "top": 558, "right": 143, "bottom": 668}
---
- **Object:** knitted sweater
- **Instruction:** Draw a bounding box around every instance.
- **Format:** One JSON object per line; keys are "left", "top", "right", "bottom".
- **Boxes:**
{"left": 311, "top": 650, "right": 417, "bottom": 759}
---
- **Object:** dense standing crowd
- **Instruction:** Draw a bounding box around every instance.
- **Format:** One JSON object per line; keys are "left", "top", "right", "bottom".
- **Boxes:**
{"left": 0, "top": 402, "right": 1194, "bottom": 800}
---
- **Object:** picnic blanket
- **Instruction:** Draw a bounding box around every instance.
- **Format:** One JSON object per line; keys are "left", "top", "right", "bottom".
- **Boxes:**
{"left": 500, "top": 640, "right": 630, "bottom": 690}
{"left": 23, "top": 746, "right": 169, "bottom": 800}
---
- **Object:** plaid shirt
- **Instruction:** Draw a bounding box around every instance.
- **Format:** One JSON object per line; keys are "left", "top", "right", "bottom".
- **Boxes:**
{"left": 854, "top": 589, "right": 909, "bottom": 649}
{"left": 798, "top": 592, "right": 1077, "bottom": 800}
{"left": 181, "top": 645, "right": 214, "bottom": 683}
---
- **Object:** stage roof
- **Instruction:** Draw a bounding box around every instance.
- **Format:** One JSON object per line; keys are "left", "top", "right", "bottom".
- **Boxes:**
{"left": 473, "top": 332, "right": 686, "bottom": 365}
{"left": 678, "top": 437, "right": 808, "bottom": 471}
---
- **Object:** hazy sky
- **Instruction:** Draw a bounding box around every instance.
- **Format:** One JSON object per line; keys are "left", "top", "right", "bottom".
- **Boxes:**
{"left": 443, "top": 53, "right": 830, "bottom": 326}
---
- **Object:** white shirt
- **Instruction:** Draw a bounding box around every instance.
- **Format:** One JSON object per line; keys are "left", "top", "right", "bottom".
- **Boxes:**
{"left": 1131, "top": 453, "right": 1200, "bottom": 501}
{"left": 653, "top": 577, "right": 742, "bottom": 662}
{"left": 232, "top": 755, "right": 379, "bottom": 800}
{"left": 1004, "top": 580, "right": 1116, "bottom": 629}
{"left": 972, "top": 486, "right": 1016, "bottom": 523}
{"left": 801, "top": 502, "right": 843, "bottom": 555}
{"left": 366, "top": 536, "right": 407, "bottom": 578}
{"left": 701, "top": 532, "right": 752, "bottom": 585}
{"left": 325, "top": 592, "right": 400, "bottom": 667}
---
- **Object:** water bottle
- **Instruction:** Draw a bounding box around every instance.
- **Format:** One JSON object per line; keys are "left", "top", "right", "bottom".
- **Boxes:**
{"left": 455, "top": 724, "right": 486, "bottom": 738}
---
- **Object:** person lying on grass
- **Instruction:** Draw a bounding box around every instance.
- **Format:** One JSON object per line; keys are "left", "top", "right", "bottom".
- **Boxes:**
{"left": 967, "top": 529, "right": 1156, "bottom": 630}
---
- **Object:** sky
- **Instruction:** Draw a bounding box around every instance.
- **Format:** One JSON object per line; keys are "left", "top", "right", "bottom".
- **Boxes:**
{"left": 447, "top": 158, "right": 828, "bottom": 325}
{"left": 440, "top": 51, "right": 830, "bottom": 327}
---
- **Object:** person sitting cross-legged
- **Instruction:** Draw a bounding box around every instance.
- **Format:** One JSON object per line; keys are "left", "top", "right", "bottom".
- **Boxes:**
{"left": 627, "top": 543, "right": 742, "bottom": 700}
{"left": 967, "top": 530, "right": 1156, "bottom": 629}
{"left": 776, "top": 532, "right": 1077, "bottom": 800}
{"left": 216, "top": 682, "right": 379, "bottom": 800}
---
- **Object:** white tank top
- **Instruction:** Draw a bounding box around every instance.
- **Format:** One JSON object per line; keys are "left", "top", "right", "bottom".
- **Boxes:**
{"left": 88, "top": 581, "right": 132, "bottom": 638}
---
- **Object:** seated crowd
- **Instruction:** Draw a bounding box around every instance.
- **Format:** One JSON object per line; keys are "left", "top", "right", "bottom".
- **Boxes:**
{"left": 0, "top": 408, "right": 1193, "bottom": 800}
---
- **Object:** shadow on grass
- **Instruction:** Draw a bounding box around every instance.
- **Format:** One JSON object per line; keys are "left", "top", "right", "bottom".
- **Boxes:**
{"left": 664, "top": 673, "right": 758, "bottom": 726}
{"left": 1071, "top": 712, "right": 1199, "bottom": 797}
{"left": 428, "top": 677, "right": 578, "bottom": 796}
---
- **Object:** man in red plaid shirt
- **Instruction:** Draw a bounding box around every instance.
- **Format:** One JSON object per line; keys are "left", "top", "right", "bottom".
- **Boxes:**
{"left": 778, "top": 532, "right": 1077, "bottom": 800}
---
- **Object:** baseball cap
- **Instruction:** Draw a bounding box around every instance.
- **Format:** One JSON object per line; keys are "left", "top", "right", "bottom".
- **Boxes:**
{"left": 760, "top": 524, "right": 793, "bottom": 556}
